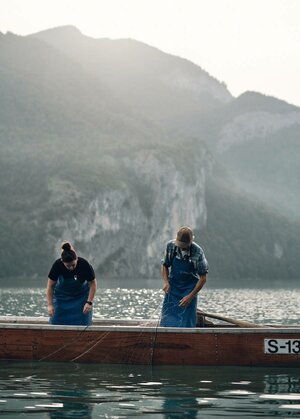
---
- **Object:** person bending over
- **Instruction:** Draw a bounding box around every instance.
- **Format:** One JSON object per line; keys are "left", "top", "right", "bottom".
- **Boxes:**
{"left": 46, "top": 241, "right": 97, "bottom": 325}
{"left": 160, "top": 226, "right": 208, "bottom": 328}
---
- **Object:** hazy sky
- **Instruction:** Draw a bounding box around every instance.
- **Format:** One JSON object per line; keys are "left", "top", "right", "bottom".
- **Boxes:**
{"left": 1, "top": 0, "right": 300, "bottom": 106}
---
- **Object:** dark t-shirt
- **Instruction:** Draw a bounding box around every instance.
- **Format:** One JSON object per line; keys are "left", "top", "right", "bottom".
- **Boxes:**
{"left": 48, "top": 257, "right": 95, "bottom": 284}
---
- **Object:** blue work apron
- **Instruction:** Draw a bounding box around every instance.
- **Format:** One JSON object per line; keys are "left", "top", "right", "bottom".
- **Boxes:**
{"left": 50, "top": 275, "right": 92, "bottom": 326}
{"left": 160, "top": 255, "right": 199, "bottom": 327}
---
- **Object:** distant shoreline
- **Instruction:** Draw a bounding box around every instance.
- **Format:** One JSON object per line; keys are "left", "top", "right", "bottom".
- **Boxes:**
{"left": 0, "top": 277, "right": 299, "bottom": 289}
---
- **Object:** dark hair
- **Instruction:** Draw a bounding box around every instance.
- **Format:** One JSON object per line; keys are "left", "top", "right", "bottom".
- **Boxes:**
{"left": 61, "top": 241, "right": 77, "bottom": 263}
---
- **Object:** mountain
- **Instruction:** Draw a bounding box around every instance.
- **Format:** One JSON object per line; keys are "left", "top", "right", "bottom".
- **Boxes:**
{"left": 30, "top": 26, "right": 233, "bottom": 137}
{"left": 31, "top": 28, "right": 300, "bottom": 221}
{"left": 214, "top": 91, "right": 300, "bottom": 221}
{"left": 0, "top": 27, "right": 299, "bottom": 286}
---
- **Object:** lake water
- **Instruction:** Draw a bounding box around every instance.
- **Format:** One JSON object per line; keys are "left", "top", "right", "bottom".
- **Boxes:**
{"left": 0, "top": 285, "right": 299, "bottom": 418}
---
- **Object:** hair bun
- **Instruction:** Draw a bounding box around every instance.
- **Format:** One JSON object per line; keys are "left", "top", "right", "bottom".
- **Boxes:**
{"left": 61, "top": 241, "right": 72, "bottom": 251}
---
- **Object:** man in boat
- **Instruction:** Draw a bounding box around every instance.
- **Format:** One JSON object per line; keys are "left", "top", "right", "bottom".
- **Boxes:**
{"left": 160, "top": 226, "right": 208, "bottom": 327}
{"left": 46, "top": 241, "right": 97, "bottom": 325}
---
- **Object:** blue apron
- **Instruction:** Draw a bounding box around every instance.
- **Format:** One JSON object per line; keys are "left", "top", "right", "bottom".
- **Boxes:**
{"left": 160, "top": 255, "right": 199, "bottom": 327}
{"left": 50, "top": 275, "right": 92, "bottom": 326}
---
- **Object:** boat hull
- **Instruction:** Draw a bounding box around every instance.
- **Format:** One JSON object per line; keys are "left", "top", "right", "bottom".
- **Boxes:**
{"left": 0, "top": 317, "right": 299, "bottom": 366}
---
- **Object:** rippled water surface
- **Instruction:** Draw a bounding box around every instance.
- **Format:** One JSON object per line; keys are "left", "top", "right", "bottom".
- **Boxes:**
{"left": 0, "top": 362, "right": 299, "bottom": 418}
{"left": 0, "top": 285, "right": 299, "bottom": 325}
{"left": 0, "top": 285, "right": 299, "bottom": 418}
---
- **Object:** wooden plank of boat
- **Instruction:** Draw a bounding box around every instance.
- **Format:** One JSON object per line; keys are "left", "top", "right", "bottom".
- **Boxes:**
{"left": 197, "top": 309, "right": 266, "bottom": 328}
{"left": 0, "top": 316, "right": 299, "bottom": 366}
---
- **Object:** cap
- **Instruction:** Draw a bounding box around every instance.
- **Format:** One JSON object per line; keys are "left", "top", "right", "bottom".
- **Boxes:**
{"left": 175, "top": 226, "right": 193, "bottom": 248}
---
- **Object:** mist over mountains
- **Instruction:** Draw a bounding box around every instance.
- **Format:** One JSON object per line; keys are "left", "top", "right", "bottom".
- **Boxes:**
{"left": 0, "top": 26, "right": 299, "bottom": 286}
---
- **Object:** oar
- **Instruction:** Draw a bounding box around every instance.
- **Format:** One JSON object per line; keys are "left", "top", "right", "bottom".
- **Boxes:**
{"left": 197, "top": 309, "right": 264, "bottom": 328}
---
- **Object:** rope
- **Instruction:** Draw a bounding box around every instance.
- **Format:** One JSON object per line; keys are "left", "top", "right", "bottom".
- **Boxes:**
{"left": 38, "top": 324, "right": 90, "bottom": 362}
{"left": 39, "top": 293, "right": 164, "bottom": 364}
{"left": 148, "top": 295, "right": 164, "bottom": 365}
{"left": 159, "top": 293, "right": 187, "bottom": 327}
{"left": 71, "top": 298, "right": 163, "bottom": 364}
{"left": 70, "top": 330, "right": 111, "bottom": 362}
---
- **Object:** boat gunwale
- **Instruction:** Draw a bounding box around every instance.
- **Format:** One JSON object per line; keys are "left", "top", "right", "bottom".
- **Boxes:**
{"left": 0, "top": 319, "right": 299, "bottom": 334}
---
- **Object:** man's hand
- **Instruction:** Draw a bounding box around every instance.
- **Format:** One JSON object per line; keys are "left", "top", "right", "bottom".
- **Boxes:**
{"left": 162, "top": 282, "right": 170, "bottom": 293}
{"left": 48, "top": 304, "right": 55, "bottom": 317}
{"left": 179, "top": 293, "right": 194, "bottom": 307}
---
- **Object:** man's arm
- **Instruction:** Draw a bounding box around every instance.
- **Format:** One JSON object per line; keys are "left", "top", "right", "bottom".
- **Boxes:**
{"left": 179, "top": 274, "right": 206, "bottom": 307}
{"left": 161, "top": 265, "right": 170, "bottom": 293}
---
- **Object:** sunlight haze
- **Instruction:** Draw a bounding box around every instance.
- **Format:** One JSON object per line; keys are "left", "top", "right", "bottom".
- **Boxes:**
{"left": 1, "top": 0, "right": 300, "bottom": 106}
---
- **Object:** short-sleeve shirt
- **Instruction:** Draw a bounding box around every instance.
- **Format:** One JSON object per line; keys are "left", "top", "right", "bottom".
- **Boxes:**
{"left": 48, "top": 257, "right": 95, "bottom": 284}
{"left": 162, "top": 240, "right": 209, "bottom": 276}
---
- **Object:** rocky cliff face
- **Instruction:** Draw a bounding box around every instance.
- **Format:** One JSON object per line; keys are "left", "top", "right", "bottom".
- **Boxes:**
{"left": 217, "top": 110, "right": 300, "bottom": 152}
{"left": 48, "top": 149, "right": 209, "bottom": 278}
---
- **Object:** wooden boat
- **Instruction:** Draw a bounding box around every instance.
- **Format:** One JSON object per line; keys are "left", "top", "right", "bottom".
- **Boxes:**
{"left": 0, "top": 315, "right": 299, "bottom": 366}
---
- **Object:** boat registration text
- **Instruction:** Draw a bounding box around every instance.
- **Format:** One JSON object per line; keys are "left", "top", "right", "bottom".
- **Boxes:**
{"left": 264, "top": 339, "right": 300, "bottom": 354}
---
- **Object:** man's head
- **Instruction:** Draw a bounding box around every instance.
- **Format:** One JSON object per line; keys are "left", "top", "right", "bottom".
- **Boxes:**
{"left": 175, "top": 226, "right": 194, "bottom": 250}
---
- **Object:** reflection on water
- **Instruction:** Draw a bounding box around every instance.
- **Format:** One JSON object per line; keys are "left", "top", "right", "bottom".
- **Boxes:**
{"left": 0, "top": 286, "right": 299, "bottom": 325}
{"left": 0, "top": 362, "right": 299, "bottom": 418}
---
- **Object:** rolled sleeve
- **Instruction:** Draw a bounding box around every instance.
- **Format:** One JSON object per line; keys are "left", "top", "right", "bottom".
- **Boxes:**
{"left": 161, "top": 241, "right": 174, "bottom": 268}
{"left": 197, "top": 253, "right": 209, "bottom": 276}
{"left": 191, "top": 243, "right": 209, "bottom": 276}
